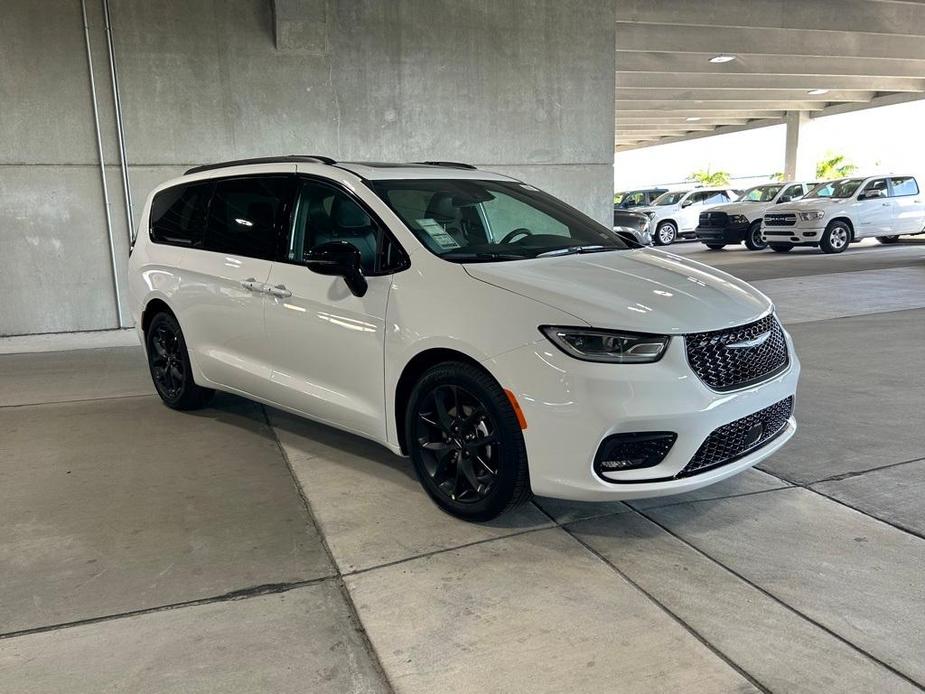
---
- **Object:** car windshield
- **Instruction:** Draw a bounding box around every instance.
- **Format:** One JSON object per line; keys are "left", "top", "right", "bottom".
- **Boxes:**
{"left": 741, "top": 184, "right": 783, "bottom": 202}
{"left": 804, "top": 178, "right": 865, "bottom": 199}
{"left": 652, "top": 191, "right": 686, "bottom": 206}
{"left": 370, "top": 179, "right": 631, "bottom": 262}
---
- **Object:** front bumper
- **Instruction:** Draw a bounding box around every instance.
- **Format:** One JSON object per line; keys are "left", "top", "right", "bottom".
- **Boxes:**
{"left": 762, "top": 225, "right": 824, "bottom": 245}
{"left": 696, "top": 221, "right": 749, "bottom": 244}
{"left": 484, "top": 330, "right": 800, "bottom": 501}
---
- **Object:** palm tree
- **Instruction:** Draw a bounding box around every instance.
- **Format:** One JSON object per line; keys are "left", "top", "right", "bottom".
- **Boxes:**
{"left": 688, "top": 167, "right": 731, "bottom": 186}
{"left": 770, "top": 172, "right": 785, "bottom": 182}
{"left": 816, "top": 153, "right": 857, "bottom": 180}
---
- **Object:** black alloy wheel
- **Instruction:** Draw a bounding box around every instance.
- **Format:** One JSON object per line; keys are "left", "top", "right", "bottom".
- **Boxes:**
{"left": 744, "top": 221, "right": 768, "bottom": 251}
{"left": 407, "top": 362, "right": 530, "bottom": 521}
{"left": 146, "top": 312, "right": 214, "bottom": 410}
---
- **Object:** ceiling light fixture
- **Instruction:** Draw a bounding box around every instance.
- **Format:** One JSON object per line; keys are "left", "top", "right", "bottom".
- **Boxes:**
{"left": 686, "top": 117, "right": 702, "bottom": 121}
{"left": 709, "top": 54, "right": 736, "bottom": 63}
{"left": 807, "top": 88, "right": 830, "bottom": 95}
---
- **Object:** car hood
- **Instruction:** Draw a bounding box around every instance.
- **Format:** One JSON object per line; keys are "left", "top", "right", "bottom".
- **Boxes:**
{"left": 464, "top": 248, "right": 771, "bottom": 334}
{"left": 774, "top": 197, "right": 844, "bottom": 212}
{"left": 708, "top": 201, "right": 768, "bottom": 217}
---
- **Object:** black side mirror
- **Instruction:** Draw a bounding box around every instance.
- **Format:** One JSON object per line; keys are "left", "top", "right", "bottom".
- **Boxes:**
{"left": 859, "top": 189, "right": 884, "bottom": 200}
{"left": 304, "top": 241, "right": 368, "bottom": 297}
{"left": 681, "top": 199, "right": 693, "bottom": 208}
{"left": 777, "top": 196, "right": 792, "bottom": 204}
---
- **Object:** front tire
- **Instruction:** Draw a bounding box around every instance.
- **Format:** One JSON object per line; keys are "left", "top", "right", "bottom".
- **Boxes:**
{"left": 744, "top": 221, "right": 768, "bottom": 251}
{"left": 878, "top": 235, "right": 900, "bottom": 244}
{"left": 820, "top": 221, "right": 851, "bottom": 254}
{"left": 146, "top": 312, "right": 214, "bottom": 410}
{"left": 769, "top": 243, "right": 794, "bottom": 253}
{"left": 406, "top": 362, "right": 531, "bottom": 522}
{"left": 654, "top": 221, "right": 678, "bottom": 246}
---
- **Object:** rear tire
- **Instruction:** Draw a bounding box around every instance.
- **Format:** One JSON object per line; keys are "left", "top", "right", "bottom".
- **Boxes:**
{"left": 146, "top": 312, "right": 214, "bottom": 410}
{"left": 769, "top": 243, "right": 794, "bottom": 253}
{"left": 406, "top": 362, "right": 531, "bottom": 522}
{"left": 744, "top": 221, "right": 768, "bottom": 251}
{"left": 820, "top": 221, "right": 851, "bottom": 254}
{"left": 705, "top": 243, "right": 726, "bottom": 250}
{"left": 877, "top": 235, "right": 900, "bottom": 244}
{"left": 654, "top": 221, "right": 677, "bottom": 246}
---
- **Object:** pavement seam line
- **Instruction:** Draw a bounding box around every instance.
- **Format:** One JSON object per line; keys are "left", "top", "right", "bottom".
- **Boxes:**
{"left": 261, "top": 405, "right": 396, "bottom": 694}
{"left": 625, "top": 494, "right": 925, "bottom": 691}
{"left": 0, "top": 576, "right": 335, "bottom": 641}
{"left": 527, "top": 503, "right": 771, "bottom": 692}
{"left": 0, "top": 392, "right": 154, "bottom": 409}
{"left": 759, "top": 467, "right": 925, "bottom": 542}
{"left": 806, "top": 455, "right": 925, "bottom": 484}
{"left": 626, "top": 484, "right": 792, "bottom": 512}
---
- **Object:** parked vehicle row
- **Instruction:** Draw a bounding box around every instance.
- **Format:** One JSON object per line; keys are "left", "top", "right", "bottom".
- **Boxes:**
{"left": 131, "top": 157, "right": 800, "bottom": 521}
{"left": 621, "top": 176, "right": 925, "bottom": 254}
{"left": 635, "top": 188, "right": 743, "bottom": 245}
{"left": 695, "top": 182, "right": 817, "bottom": 251}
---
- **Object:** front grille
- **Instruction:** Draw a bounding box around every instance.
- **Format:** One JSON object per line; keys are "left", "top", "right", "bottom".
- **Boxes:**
{"left": 764, "top": 213, "right": 796, "bottom": 227}
{"left": 680, "top": 396, "right": 794, "bottom": 477}
{"left": 699, "top": 211, "right": 728, "bottom": 227}
{"left": 685, "top": 314, "right": 789, "bottom": 391}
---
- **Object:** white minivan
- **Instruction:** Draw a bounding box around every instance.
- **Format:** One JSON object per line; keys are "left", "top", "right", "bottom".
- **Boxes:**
{"left": 761, "top": 175, "right": 925, "bottom": 253}
{"left": 129, "top": 156, "right": 799, "bottom": 521}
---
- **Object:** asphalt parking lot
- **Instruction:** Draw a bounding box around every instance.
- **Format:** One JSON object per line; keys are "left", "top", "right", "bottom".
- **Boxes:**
{"left": 2, "top": 238, "right": 924, "bottom": 693}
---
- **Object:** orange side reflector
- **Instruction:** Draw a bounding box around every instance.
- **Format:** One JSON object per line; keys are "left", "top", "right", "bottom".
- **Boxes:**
{"left": 504, "top": 389, "right": 528, "bottom": 430}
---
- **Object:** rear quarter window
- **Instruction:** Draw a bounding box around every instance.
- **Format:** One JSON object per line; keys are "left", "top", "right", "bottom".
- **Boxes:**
{"left": 149, "top": 182, "right": 212, "bottom": 247}
{"left": 890, "top": 177, "right": 919, "bottom": 197}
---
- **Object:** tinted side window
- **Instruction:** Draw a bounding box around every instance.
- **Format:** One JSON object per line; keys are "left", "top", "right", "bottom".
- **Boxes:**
{"left": 782, "top": 184, "right": 804, "bottom": 199}
{"left": 860, "top": 178, "right": 888, "bottom": 197}
{"left": 890, "top": 177, "right": 919, "bottom": 197}
{"left": 150, "top": 182, "right": 211, "bottom": 247}
{"left": 204, "top": 176, "right": 296, "bottom": 260}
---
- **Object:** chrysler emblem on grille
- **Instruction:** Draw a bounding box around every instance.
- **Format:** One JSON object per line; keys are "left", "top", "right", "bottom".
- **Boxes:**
{"left": 725, "top": 331, "right": 771, "bottom": 350}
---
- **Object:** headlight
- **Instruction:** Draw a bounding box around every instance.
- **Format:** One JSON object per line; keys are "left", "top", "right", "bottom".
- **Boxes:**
{"left": 540, "top": 326, "right": 670, "bottom": 363}
{"left": 798, "top": 210, "right": 825, "bottom": 222}
{"left": 729, "top": 214, "right": 749, "bottom": 225}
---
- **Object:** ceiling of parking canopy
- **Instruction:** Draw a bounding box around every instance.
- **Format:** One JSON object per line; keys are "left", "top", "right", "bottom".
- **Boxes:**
{"left": 614, "top": 0, "right": 925, "bottom": 150}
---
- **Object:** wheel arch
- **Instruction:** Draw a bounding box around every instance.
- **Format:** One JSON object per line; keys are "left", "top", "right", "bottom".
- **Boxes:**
{"left": 828, "top": 216, "right": 855, "bottom": 240}
{"left": 394, "top": 347, "right": 494, "bottom": 455}
{"left": 141, "top": 297, "right": 176, "bottom": 335}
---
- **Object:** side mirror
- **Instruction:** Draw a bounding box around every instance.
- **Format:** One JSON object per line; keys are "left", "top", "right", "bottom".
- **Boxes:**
{"left": 681, "top": 199, "right": 693, "bottom": 208}
{"left": 777, "top": 196, "right": 792, "bottom": 204}
{"left": 304, "top": 241, "right": 368, "bottom": 297}
{"left": 859, "top": 189, "right": 884, "bottom": 200}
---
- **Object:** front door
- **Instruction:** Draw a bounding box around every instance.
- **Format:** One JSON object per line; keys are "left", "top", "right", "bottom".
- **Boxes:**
{"left": 889, "top": 176, "right": 925, "bottom": 234}
{"left": 854, "top": 178, "right": 892, "bottom": 238}
{"left": 263, "top": 179, "right": 397, "bottom": 440}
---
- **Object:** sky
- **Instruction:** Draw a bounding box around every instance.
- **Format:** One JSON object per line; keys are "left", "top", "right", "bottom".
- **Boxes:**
{"left": 613, "top": 99, "right": 925, "bottom": 192}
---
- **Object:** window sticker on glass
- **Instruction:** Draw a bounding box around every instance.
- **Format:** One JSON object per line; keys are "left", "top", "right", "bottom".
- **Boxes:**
{"left": 416, "top": 218, "right": 461, "bottom": 249}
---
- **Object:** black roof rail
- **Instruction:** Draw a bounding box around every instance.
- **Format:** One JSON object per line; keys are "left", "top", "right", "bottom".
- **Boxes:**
{"left": 184, "top": 155, "right": 336, "bottom": 176}
{"left": 413, "top": 161, "right": 478, "bottom": 170}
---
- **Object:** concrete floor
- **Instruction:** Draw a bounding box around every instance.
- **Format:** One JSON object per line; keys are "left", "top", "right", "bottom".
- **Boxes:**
{"left": 1, "top": 239, "right": 924, "bottom": 693}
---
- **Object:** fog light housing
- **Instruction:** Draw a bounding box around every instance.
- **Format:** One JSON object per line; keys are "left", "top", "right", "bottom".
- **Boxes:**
{"left": 594, "top": 432, "right": 677, "bottom": 479}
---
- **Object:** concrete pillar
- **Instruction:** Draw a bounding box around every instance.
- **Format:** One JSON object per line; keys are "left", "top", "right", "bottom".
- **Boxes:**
{"left": 784, "top": 111, "right": 813, "bottom": 180}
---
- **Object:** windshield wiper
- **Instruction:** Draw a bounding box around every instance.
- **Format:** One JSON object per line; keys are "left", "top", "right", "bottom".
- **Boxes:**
{"left": 441, "top": 251, "right": 529, "bottom": 262}
{"left": 536, "top": 245, "right": 611, "bottom": 257}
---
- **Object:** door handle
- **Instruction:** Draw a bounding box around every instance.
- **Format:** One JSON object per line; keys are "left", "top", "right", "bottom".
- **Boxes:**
{"left": 240, "top": 278, "right": 263, "bottom": 291}
{"left": 266, "top": 284, "right": 292, "bottom": 298}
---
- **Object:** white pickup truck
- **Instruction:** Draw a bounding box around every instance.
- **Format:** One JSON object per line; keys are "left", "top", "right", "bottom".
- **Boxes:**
{"left": 636, "top": 187, "right": 741, "bottom": 246}
{"left": 761, "top": 175, "right": 925, "bottom": 254}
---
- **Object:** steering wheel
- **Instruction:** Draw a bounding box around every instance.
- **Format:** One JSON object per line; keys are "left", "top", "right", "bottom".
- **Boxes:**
{"left": 499, "top": 228, "right": 533, "bottom": 244}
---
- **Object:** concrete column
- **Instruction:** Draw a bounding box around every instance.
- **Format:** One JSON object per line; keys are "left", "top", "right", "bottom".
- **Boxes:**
{"left": 784, "top": 111, "right": 813, "bottom": 180}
